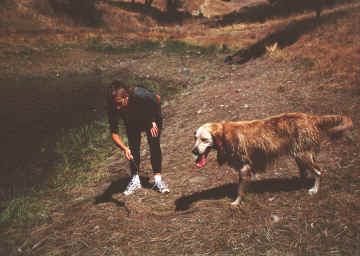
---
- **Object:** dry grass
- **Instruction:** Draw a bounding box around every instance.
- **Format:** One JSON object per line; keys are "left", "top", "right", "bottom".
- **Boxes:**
{"left": 2, "top": 0, "right": 359, "bottom": 85}
{"left": 1, "top": 0, "right": 360, "bottom": 255}
{"left": 280, "top": 3, "right": 360, "bottom": 86}
{"left": 4, "top": 52, "right": 359, "bottom": 255}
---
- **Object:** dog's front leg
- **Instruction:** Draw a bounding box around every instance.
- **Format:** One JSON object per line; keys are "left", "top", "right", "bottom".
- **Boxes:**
{"left": 231, "top": 164, "right": 251, "bottom": 206}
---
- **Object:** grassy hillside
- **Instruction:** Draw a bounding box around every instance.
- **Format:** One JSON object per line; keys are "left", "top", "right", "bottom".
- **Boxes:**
{"left": 1, "top": 0, "right": 359, "bottom": 83}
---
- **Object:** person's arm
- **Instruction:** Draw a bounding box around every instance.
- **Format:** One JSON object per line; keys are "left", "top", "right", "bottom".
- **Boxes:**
{"left": 111, "top": 133, "right": 133, "bottom": 160}
{"left": 108, "top": 105, "right": 133, "bottom": 160}
{"left": 149, "top": 94, "right": 161, "bottom": 137}
{"left": 150, "top": 95, "right": 161, "bottom": 137}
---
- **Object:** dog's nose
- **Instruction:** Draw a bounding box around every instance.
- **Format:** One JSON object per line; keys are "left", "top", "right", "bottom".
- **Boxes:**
{"left": 192, "top": 148, "right": 199, "bottom": 156}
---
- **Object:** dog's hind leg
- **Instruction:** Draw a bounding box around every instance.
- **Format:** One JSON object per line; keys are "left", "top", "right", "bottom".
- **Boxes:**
{"left": 308, "top": 162, "right": 322, "bottom": 195}
{"left": 231, "top": 164, "right": 252, "bottom": 206}
{"left": 295, "top": 157, "right": 308, "bottom": 179}
{"left": 295, "top": 153, "right": 323, "bottom": 195}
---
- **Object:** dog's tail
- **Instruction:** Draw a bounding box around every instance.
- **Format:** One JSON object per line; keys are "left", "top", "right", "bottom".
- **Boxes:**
{"left": 315, "top": 114, "right": 353, "bottom": 137}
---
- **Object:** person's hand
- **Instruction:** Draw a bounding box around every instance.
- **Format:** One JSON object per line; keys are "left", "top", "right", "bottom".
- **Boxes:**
{"left": 124, "top": 147, "right": 133, "bottom": 160}
{"left": 150, "top": 122, "right": 159, "bottom": 137}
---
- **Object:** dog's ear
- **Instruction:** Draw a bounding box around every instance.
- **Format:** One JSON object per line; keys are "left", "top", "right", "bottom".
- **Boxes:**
{"left": 209, "top": 123, "right": 227, "bottom": 166}
{"left": 209, "top": 123, "right": 224, "bottom": 148}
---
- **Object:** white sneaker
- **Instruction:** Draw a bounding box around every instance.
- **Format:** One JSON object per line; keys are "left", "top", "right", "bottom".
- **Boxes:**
{"left": 153, "top": 179, "right": 170, "bottom": 194}
{"left": 123, "top": 175, "right": 142, "bottom": 195}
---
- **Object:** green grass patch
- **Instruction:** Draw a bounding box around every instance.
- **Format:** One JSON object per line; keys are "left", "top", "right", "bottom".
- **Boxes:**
{"left": 86, "top": 37, "right": 222, "bottom": 57}
{"left": 0, "top": 119, "right": 114, "bottom": 226}
{"left": 0, "top": 194, "right": 50, "bottom": 227}
{"left": 162, "top": 40, "right": 220, "bottom": 56}
{"left": 86, "top": 37, "right": 160, "bottom": 54}
{"left": 51, "top": 120, "right": 116, "bottom": 187}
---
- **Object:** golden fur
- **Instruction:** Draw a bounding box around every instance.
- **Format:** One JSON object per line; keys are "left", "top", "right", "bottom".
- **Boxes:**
{"left": 192, "top": 112, "right": 353, "bottom": 206}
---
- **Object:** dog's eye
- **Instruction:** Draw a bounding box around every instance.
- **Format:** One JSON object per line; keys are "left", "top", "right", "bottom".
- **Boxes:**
{"left": 201, "top": 138, "right": 208, "bottom": 143}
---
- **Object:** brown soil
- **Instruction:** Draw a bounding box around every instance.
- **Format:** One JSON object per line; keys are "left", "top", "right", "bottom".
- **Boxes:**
{"left": 1, "top": 0, "right": 359, "bottom": 255}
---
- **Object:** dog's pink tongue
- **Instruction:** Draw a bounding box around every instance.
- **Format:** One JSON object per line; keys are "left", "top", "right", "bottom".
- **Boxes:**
{"left": 196, "top": 155, "right": 206, "bottom": 168}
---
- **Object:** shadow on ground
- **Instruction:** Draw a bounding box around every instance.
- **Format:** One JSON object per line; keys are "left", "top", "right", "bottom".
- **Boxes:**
{"left": 175, "top": 177, "right": 314, "bottom": 211}
{"left": 107, "top": 0, "right": 191, "bottom": 24}
{"left": 94, "top": 175, "right": 152, "bottom": 204}
{"left": 225, "top": 7, "right": 349, "bottom": 64}
{"left": 207, "top": 0, "right": 340, "bottom": 27}
{"left": 48, "top": 0, "right": 104, "bottom": 26}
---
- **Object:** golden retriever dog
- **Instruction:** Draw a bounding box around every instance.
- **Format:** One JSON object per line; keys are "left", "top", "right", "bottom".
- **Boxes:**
{"left": 192, "top": 112, "right": 353, "bottom": 206}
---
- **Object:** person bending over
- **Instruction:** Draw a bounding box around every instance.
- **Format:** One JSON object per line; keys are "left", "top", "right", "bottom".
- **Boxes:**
{"left": 107, "top": 80, "right": 169, "bottom": 195}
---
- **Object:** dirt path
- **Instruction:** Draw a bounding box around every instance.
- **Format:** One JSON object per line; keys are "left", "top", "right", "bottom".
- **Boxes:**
{"left": 10, "top": 50, "right": 359, "bottom": 255}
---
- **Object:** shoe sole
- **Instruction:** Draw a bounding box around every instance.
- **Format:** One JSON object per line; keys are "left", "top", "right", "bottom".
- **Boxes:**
{"left": 154, "top": 187, "right": 170, "bottom": 194}
{"left": 123, "top": 186, "right": 142, "bottom": 195}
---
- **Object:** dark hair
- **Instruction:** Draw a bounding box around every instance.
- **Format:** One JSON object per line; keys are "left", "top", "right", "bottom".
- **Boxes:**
{"left": 106, "top": 80, "right": 133, "bottom": 107}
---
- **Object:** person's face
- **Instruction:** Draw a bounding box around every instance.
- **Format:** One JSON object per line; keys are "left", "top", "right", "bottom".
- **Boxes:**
{"left": 114, "top": 88, "right": 129, "bottom": 110}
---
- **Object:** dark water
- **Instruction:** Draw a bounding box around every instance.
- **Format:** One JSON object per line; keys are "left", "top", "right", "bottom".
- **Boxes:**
{"left": 0, "top": 73, "right": 109, "bottom": 193}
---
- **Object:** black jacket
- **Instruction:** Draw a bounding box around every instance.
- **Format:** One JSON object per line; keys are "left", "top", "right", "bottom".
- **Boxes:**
{"left": 108, "top": 86, "right": 162, "bottom": 133}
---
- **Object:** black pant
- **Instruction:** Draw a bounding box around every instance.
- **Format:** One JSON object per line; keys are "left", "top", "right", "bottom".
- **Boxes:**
{"left": 126, "top": 120, "right": 162, "bottom": 176}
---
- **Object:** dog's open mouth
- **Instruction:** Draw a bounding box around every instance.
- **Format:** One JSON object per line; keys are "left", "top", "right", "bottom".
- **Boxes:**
{"left": 195, "top": 154, "right": 206, "bottom": 168}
